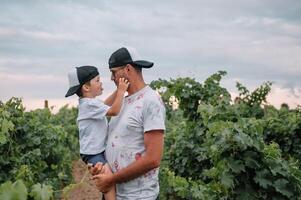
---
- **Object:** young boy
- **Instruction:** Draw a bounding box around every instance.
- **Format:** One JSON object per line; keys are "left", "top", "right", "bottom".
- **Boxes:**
{"left": 65, "top": 65, "right": 129, "bottom": 200}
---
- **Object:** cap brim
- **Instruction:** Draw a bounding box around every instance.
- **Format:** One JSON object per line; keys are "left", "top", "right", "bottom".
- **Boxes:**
{"left": 132, "top": 60, "right": 153, "bottom": 68}
{"left": 65, "top": 85, "right": 81, "bottom": 97}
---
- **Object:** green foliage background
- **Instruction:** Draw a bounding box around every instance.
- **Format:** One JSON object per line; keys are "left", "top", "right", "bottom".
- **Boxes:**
{"left": 151, "top": 71, "right": 301, "bottom": 200}
{"left": 0, "top": 99, "right": 79, "bottom": 199}
{"left": 0, "top": 71, "right": 301, "bottom": 199}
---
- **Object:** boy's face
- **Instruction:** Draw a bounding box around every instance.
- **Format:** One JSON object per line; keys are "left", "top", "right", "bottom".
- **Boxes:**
{"left": 87, "top": 75, "right": 103, "bottom": 97}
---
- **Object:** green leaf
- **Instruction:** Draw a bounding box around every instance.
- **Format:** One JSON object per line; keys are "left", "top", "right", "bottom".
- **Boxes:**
{"left": 244, "top": 151, "right": 260, "bottom": 169}
{"left": 0, "top": 119, "right": 14, "bottom": 145}
{"left": 30, "top": 184, "right": 53, "bottom": 200}
{"left": 0, "top": 131, "right": 7, "bottom": 145}
{"left": 0, "top": 180, "right": 28, "bottom": 200}
{"left": 234, "top": 132, "right": 253, "bottom": 148}
{"left": 274, "top": 179, "right": 292, "bottom": 198}
{"left": 228, "top": 159, "right": 245, "bottom": 173}
{"left": 220, "top": 172, "right": 234, "bottom": 188}
{"left": 254, "top": 170, "right": 272, "bottom": 189}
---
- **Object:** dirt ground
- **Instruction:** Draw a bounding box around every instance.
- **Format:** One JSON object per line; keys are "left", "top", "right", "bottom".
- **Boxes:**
{"left": 64, "top": 160, "right": 102, "bottom": 200}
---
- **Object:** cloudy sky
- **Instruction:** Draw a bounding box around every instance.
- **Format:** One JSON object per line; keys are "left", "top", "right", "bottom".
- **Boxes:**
{"left": 1, "top": 0, "right": 300, "bottom": 112}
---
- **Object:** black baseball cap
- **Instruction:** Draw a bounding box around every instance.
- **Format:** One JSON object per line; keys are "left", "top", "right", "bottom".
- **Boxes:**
{"left": 108, "top": 47, "right": 154, "bottom": 69}
{"left": 65, "top": 66, "right": 99, "bottom": 97}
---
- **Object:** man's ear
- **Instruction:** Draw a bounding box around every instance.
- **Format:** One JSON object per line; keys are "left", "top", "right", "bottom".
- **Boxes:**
{"left": 125, "top": 64, "right": 131, "bottom": 72}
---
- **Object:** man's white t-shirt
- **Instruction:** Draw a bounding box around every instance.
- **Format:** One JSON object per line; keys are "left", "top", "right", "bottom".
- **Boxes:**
{"left": 77, "top": 98, "right": 110, "bottom": 155}
{"left": 105, "top": 86, "right": 166, "bottom": 200}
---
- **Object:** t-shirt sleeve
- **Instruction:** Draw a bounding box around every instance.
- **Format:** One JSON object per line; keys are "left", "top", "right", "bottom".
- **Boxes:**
{"left": 83, "top": 99, "right": 110, "bottom": 120}
{"left": 143, "top": 97, "right": 166, "bottom": 133}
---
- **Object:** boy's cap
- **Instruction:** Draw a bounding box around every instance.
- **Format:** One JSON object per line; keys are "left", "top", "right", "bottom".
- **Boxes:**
{"left": 65, "top": 66, "right": 99, "bottom": 97}
{"left": 108, "top": 47, "right": 154, "bottom": 69}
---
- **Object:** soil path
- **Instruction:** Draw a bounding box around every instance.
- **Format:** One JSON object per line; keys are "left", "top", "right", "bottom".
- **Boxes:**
{"left": 65, "top": 160, "right": 102, "bottom": 200}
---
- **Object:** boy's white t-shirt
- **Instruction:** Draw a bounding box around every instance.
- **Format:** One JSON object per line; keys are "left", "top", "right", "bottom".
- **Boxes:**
{"left": 77, "top": 98, "right": 110, "bottom": 155}
{"left": 105, "top": 86, "right": 166, "bottom": 200}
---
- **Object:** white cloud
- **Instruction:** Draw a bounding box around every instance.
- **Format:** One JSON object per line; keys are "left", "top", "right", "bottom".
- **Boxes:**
{"left": 0, "top": 71, "right": 114, "bottom": 100}
{"left": 0, "top": 72, "right": 64, "bottom": 82}
{"left": 0, "top": 27, "right": 17, "bottom": 36}
{"left": 0, "top": 1, "right": 301, "bottom": 110}
{"left": 22, "top": 30, "right": 79, "bottom": 41}
{"left": 267, "top": 85, "right": 301, "bottom": 108}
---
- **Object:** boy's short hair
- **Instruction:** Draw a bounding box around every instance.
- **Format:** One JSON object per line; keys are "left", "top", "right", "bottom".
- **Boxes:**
{"left": 65, "top": 66, "right": 99, "bottom": 97}
{"left": 75, "top": 81, "right": 91, "bottom": 97}
{"left": 76, "top": 88, "right": 83, "bottom": 97}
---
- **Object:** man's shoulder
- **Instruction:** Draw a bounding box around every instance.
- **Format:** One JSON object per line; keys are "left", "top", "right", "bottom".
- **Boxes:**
{"left": 144, "top": 87, "right": 164, "bottom": 104}
{"left": 144, "top": 86, "right": 160, "bottom": 98}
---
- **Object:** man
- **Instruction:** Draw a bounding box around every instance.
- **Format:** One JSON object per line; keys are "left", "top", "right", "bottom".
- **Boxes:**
{"left": 91, "top": 47, "right": 166, "bottom": 199}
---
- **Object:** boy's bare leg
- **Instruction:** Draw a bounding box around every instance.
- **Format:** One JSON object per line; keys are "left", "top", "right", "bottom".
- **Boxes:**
{"left": 103, "top": 163, "right": 116, "bottom": 200}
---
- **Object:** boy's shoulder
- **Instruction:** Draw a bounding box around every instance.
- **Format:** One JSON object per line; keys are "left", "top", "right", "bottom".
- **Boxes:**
{"left": 79, "top": 98, "right": 105, "bottom": 108}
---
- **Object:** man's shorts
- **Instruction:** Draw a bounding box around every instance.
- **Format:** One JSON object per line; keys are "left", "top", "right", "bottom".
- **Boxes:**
{"left": 80, "top": 151, "right": 107, "bottom": 166}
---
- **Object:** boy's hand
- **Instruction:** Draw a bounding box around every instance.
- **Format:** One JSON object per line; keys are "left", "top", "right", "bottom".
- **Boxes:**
{"left": 87, "top": 163, "right": 93, "bottom": 171}
{"left": 88, "top": 162, "right": 104, "bottom": 176}
{"left": 117, "top": 78, "right": 129, "bottom": 92}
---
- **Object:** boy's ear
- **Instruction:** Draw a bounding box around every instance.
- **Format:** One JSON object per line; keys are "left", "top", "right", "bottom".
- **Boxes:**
{"left": 82, "top": 84, "right": 90, "bottom": 92}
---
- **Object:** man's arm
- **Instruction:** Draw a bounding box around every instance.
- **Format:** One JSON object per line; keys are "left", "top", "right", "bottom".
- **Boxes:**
{"left": 92, "top": 130, "right": 164, "bottom": 192}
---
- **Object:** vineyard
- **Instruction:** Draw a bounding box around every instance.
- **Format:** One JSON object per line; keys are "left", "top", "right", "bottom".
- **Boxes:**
{"left": 1, "top": 71, "right": 301, "bottom": 199}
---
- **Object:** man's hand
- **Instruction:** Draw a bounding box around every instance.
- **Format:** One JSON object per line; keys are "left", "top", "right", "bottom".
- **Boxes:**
{"left": 92, "top": 165, "right": 115, "bottom": 193}
{"left": 117, "top": 77, "right": 129, "bottom": 92}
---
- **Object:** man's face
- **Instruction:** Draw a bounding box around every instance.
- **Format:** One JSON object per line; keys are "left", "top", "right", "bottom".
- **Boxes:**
{"left": 110, "top": 65, "right": 128, "bottom": 85}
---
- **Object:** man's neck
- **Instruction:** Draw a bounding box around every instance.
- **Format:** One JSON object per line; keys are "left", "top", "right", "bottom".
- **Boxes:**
{"left": 127, "top": 80, "right": 146, "bottom": 95}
